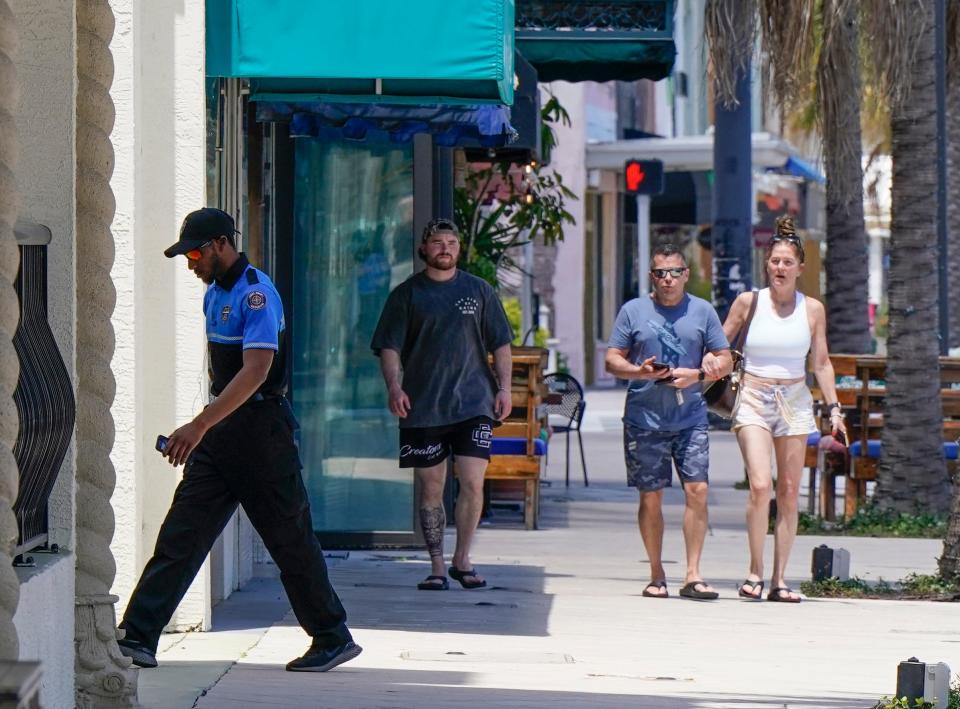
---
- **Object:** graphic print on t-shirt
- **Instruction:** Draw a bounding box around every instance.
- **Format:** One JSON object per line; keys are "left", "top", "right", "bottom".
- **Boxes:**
{"left": 456, "top": 296, "right": 480, "bottom": 315}
{"left": 647, "top": 318, "right": 688, "bottom": 367}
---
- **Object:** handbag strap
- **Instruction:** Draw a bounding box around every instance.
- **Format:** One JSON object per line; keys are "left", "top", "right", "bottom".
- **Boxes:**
{"left": 732, "top": 290, "right": 759, "bottom": 352}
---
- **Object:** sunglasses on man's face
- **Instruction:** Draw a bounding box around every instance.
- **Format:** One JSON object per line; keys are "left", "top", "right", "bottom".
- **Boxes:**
{"left": 185, "top": 239, "right": 215, "bottom": 261}
{"left": 651, "top": 267, "right": 687, "bottom": 279}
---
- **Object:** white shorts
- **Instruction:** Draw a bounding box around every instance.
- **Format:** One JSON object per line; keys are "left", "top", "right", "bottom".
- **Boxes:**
{"left": 732, "top": 377, "right": 817, "bottom": 438}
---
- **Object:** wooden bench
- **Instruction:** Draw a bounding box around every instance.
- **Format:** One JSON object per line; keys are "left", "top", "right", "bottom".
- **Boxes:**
{"left": 841, "top": 356, "right": 960, "bottom": 516}
{"left": 483, "top": 347, "right": 548, "bottom": 529}
{"left": 808, "top": 354, "right": 860, "bottom": 520}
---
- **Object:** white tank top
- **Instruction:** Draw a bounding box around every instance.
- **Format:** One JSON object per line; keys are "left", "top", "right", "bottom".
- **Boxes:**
{"left": 742, "top": 289, "right": 811, "bottom": 379}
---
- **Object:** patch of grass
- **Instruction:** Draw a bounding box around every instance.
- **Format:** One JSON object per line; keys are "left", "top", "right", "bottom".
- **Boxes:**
{"left": 796, "top": 507, "right": 946, "bottom": 539}
{"left": 801, "top": 574, "right": 960, "bottom": 601}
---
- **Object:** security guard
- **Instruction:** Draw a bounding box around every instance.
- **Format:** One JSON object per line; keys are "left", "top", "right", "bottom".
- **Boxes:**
{"left": 118, "top": 208, "right": 361, "bottom": 672}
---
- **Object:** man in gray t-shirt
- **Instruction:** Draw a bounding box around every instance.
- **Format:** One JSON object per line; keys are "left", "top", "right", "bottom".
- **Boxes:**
{"left": 371, "top": 218, "right": 514, "bottom": 591}
{"left": 606, "top": 244, "right": 731, "bottom": 601}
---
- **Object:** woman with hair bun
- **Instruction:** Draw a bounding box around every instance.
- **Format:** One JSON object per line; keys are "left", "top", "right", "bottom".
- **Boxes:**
{"left": 714, "top": 216, "right": 846, "bottom": 602}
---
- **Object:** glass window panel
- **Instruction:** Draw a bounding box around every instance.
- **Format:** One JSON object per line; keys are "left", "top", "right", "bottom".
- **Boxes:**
{"left": 292, "top": 139, "right": 414, "bottom": 533}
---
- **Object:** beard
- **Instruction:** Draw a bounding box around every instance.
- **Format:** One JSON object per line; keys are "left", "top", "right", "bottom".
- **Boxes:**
{"left": 195, "top": 252, "right": 224, "bottom": 285}
{"left": 425, "top": 252, "right": 457, "bottom": 271}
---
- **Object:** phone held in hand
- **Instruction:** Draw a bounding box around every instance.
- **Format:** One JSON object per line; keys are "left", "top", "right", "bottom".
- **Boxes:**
{"left": 155, "top": 435, "right": 169, "bottom": 453}
{"left": 650, "top": 361, "right": 671, "bottom": 371}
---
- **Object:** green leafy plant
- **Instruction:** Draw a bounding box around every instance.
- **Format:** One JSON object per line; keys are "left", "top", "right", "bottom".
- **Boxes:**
{"left": 501, "top": 296, "right": 549, "bottom": 347}
{"left": 796, "top": 506, "right": 946, "bottom": 538}
{"left": 801, "top": 573, "right": 960, "bottom": 600}
{"left": 455, "top": 94, "right": 577, "bottom": 287}
{"left": 872, "top": 698, "right": 935, "bottom": 709}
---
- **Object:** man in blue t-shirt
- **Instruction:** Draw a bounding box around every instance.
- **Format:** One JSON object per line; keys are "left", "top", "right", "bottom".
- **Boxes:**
{"left": 118, "top": 209, "right": 360, "bottom": 674}
{"left": 606, "top": 244, "right": 731, "bottom": 601}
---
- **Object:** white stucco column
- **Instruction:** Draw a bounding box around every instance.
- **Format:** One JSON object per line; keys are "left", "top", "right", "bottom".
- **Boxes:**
{"left": 0, "top": 0, "right": 21, "bottom": 664}
{"left": 109, "top": 0, "right": 210, "bottom": 632}
{"left": 545, "top": 82, "right": 588, "bottom": 383}
{"left": 74, "top": 0, "right": 138, "bottom": 706}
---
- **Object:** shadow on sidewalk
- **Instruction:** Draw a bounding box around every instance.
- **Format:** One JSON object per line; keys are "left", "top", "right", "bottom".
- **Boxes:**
{"left": 194, "top": 663, "right": 874, "bottom": 709}
{"left": 314, "top": 557, "right": 558, "bottom": 637}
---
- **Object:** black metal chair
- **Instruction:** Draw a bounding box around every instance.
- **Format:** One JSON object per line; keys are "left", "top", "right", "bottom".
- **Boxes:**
{"left": 543, "top": 372, "right": 588, "bottom": 487}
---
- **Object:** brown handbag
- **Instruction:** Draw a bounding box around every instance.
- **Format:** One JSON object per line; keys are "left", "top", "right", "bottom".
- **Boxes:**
{"left": 703, "top": 291, "right": 759, "bottom": 419}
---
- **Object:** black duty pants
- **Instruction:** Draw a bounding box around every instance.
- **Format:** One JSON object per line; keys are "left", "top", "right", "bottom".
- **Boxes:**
{"left": 120, "top": 398, "right": 351, "bottom": 652}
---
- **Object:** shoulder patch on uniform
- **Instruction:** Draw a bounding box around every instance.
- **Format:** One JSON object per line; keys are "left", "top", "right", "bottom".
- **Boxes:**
{"left": 247, "top": 291, "right": 267, "bottom": 310}
{"left": 246, "top": 269, "right": 260, "bottom": 285}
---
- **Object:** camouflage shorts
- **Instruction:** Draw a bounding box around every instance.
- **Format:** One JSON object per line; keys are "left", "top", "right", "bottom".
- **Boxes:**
{"left": 623, "top": 423, "right": 710, "bottom": 491}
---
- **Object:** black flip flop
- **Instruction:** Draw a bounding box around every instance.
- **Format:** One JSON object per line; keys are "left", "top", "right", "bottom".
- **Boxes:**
{"left": 767, "top": 586, "right": 801, "bottom": 603}
{"left": 679, "top": 580, "right": 719, "bottom": 600}
{"left": 448, "top": 566, "right": 487, "bottom": 589}
{"left": 738, "top": 579, "right": 764, "bottom": 600}
{"left": 417, "top": 575, "right": 449, "bottom": 591}
{"left": 642, "top": 580, "right": 669, "bottom": 598}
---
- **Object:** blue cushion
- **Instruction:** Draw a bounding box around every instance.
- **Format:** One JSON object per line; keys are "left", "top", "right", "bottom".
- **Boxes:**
{"left": 807, "top": 432, "right": 821, "bottom": 446}
{"left": 491, "top": 437, "right": 547, "bottom": 456}
{"left": 849, "top": 440, "right": 959, "bottom": 460}
{"left": 849, "top": 440, "right": 882, "bottom": 458}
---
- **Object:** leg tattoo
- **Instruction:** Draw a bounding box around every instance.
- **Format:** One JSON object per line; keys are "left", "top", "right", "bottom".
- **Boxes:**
{"left": 419, "top": 505, "right": 446, "bottom": 559}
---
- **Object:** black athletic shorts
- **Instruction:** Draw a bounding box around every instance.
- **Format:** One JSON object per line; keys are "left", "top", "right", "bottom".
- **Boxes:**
{"left": 398, "top": 416, "right": 495, "bottom": 468}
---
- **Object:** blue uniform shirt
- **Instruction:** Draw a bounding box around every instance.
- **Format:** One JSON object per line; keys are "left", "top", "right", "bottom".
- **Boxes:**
{"left": 608, "top": 293, "right": 729, "bottom": 431}
{"left": 204, "top": 254, "right": 286, "bottom": 397}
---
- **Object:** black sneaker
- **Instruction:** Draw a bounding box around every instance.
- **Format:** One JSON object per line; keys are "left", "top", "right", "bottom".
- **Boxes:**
{"left": 117, "top": 637, "right": 158, "bottom": 668}
{"left": 286, "top": 640, "right": 362, "bottom": 672}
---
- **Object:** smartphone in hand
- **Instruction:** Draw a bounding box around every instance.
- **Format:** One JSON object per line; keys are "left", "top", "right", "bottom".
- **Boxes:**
{"left": 650, "top": 361, "right": 671, "bottom": 371}
{"left": 155, "top": 435, "right": 169, "bottom": 453}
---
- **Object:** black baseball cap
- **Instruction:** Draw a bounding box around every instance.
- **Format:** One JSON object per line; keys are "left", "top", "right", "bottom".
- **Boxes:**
{"left": 421, "top": 218, "right": 459, "bottom": 242}
{"left": 164, "top": 208, "right": 239, "bottom": 258}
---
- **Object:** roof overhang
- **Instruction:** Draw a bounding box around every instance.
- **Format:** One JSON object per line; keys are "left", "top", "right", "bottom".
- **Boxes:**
{"left": 515, "top": 0, "right": 676, "bottom": 83}
{"left": 586, "top": 132, "right": 819, "bottom": 175}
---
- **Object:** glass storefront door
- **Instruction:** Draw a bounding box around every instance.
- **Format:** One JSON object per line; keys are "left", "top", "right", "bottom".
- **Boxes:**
{"left": 291, "top": 139, "right": 415, "bottom": 538}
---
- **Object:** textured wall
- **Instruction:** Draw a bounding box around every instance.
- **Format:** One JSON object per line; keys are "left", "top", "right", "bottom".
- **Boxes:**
{"left": 11, "top": 0, "right": 77, "bottom": 551}
{"left": 0, "top": 0, "right": 21, "bottom": 666}
{"left": 14, "top": 554, "right": 75, "bottom": 708}
{"left": 108, "top": 0, "right": 211, "bottom": 630}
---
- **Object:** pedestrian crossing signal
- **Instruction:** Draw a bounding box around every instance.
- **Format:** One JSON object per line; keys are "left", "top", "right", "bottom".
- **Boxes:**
{"left": 624, "top": 159, "right": 664, "bottom": 195}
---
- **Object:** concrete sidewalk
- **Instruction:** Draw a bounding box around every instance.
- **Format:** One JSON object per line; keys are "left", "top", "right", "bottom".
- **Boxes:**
{"left": 138, "top": 388, "right": 957, "bottom": 708}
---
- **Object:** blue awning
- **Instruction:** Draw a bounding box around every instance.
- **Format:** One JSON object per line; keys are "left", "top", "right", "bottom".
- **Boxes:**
{"left": 206, "top": 0, "right": 515, "bottom": 105}
{"left": 773, "top": 156, "right": 826, "bottom": 184}
{"left": 255, "top": 102, "right": 518, "bottom": 147}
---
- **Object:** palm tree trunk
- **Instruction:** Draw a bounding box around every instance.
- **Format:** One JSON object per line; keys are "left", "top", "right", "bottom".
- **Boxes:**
{"left": 941, "top": 468, "right": 960, "bottom": 577}
{"left": 876, "top": 0, "right": 951, "bottom": 514}
{"left": 948, "top": 60, "right": 960, "bottom": 348}
{"left": 818, "top": 0, "right": 871, "bottom": 353}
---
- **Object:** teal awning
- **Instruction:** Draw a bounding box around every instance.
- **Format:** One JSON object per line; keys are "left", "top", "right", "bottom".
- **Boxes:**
{"left": 206, "top": 0, "right": 515, "bottom": 105}
{"left": 515, "top": 0, "right": 676, "bottom": 83}
{"left": 516, "top": 36, "right": 675, "bottom": 82}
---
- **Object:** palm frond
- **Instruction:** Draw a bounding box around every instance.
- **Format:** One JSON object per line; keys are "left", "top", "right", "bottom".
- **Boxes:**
{"left": 816, "top": 0, "right": 863, "bottom": 190}
{"left": 861, "top": 0, "right": 927, "bottom": 110}
{"left": 705, "top": 0, "right": 759, "bottom": 108}
{"left": 759, "top": 0, "right": 818, "bottom": 110}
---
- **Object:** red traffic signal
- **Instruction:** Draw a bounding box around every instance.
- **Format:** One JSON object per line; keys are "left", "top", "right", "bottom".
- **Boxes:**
{"left": 624, "top": 159, "right": 664, "bottom": 195}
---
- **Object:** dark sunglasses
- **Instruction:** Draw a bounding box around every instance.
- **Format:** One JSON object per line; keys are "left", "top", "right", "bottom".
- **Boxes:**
{"left": 651, "top": 267, "right": 687, "bottom": 279}
{"left": 770, "top": 234, "right": 802, "bottom": 245}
